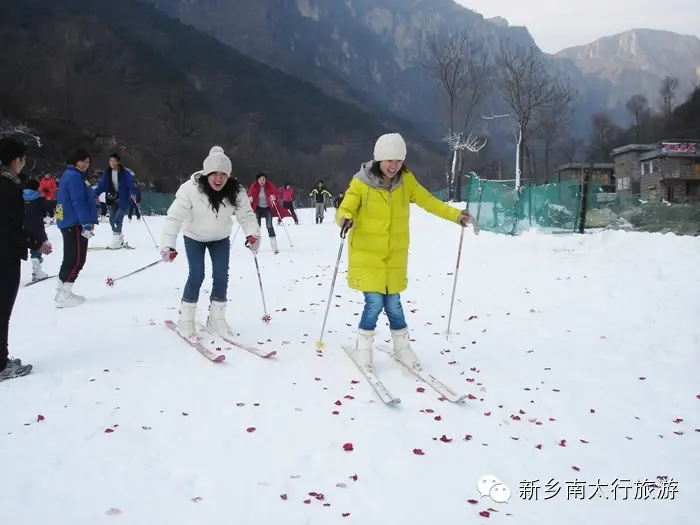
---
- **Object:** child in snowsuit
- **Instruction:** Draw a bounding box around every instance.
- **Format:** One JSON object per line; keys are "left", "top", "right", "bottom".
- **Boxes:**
{"left": 310, "top": 180, "right": 332, "bottom": 223}
{"left": 160, "top": 146, "right": 260, "bottom": 340}
{"left": 23, "top": 178, "right": 51, "bottom": 281}
{"left": 336, "top": 133, "right": 470, "bottom": 372}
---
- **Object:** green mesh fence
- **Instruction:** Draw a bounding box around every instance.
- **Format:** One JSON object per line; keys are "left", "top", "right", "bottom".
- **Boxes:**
{"left": 433, "top": 174, "right": 700, "bottom": 236}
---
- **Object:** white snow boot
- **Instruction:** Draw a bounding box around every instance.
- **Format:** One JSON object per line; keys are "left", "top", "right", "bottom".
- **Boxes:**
{"left": 31, "top": 258, "right": 48, "bottom": 280}
{"left": 206, "top": 300, "right": 233, "bottom": 337}
{"left": 391, "top": 327, "right": 421, "bottom": 370}
{"left": 353, "top": 329, "right": 374, "bottom": 371}
{"left": 270, "top": 236, "right": 279, "bottom": 254}
{"left": 110, "top": 232, "right": 125, "bottom": 249}
{"left": 177, "top": 301, "right": 198, "bottom": 340}
{"left": 54, "top": 282, "right": 86, "bottom": 308}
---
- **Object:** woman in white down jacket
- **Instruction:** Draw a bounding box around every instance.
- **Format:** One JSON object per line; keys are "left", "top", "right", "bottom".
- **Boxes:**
{"left": 160, "top": 146, "right": 260, "bottom": 340}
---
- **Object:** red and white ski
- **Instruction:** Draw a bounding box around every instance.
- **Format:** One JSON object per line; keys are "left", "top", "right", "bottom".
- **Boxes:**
{"left": 197, "top": 324, "right": 277, "bottom": 359}
{"left": 165, "top": 320, "right": 226, "bottom": 362}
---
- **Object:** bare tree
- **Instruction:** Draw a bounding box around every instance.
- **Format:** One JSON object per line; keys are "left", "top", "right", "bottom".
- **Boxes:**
{"left": 625, "top": 94, "right": 649, "bottom": 142}
{"left": 443, "top": 132, "right": 487, "bottom": 200}
{"left": 560, "top": 136, "right": 583, "bottom": 163}
{"left": 659, "top": 76, "right": 679, "bottom": 117}
{"left": 587, "top": 112, "right": 622, "bottom": 162}
{"left": 535, "top": 101, "right": 574, "bottom": 182}
{"left": 417, "top": 29, "right": 490, "bottom": 199}
{"left": 486, "top": 43, "right": 574, "bottom": 188}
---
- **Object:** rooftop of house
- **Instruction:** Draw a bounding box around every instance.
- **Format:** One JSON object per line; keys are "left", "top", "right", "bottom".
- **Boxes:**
{"left": 612, "top": 140, "right": 700, "bottom": 159}
{"left": 553, "top": 162, "right": 615, "bottom": 171}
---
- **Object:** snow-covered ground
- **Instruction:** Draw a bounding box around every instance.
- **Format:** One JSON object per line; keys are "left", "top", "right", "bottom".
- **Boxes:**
{"left": 2, "top": 205, "right": 698, "bottom": 525}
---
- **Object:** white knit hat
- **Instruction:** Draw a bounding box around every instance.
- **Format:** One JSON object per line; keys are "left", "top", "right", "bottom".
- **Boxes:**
{"left": 373, "top": 133, "right": 407, "bottom": 162}
{"left": 202, "top": 146, "right": 232, "bottom": 176}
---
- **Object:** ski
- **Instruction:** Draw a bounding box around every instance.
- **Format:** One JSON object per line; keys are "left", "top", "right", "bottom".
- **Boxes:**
{"left": 197, "top": 324, "right": 277, "bottom": 359}
{"left": 24, "top": 275, "right": 57, "bottom": 287}
{"left": 342, "top": 345, "right": 401, "bottom": 405}
{"left": 164, "top": 320, "right": 226, "bottom": 362}
{"left": 375, "top": 344, "right": 466, "bottom": 403}
{"left": 88, "top": 244, "right": 136, "bottom": 251}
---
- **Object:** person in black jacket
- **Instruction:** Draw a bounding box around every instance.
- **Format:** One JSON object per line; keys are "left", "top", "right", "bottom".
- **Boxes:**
{"left": 0, "top": 137, "right": 52, "bottom": 382}
{"left": 23, "top": 178, "right": 51, "bottom": 281}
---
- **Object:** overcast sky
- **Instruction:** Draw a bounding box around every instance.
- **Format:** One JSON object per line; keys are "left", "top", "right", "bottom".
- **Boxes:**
{"left": 456, "top": 0, "right": 700, "bottom": 53}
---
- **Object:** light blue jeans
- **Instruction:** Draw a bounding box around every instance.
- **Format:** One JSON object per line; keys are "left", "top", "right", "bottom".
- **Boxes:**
{"left": 108, "top": 204, "right": 126, "bottom": 233}
{"left": 358, "top": 292, "right": 407, "bottom": 331}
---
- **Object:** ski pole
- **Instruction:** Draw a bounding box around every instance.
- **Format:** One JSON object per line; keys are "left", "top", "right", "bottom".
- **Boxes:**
{"left": 232, "top": 222, "right": 241, "bottom": 244}
{"left": 105, "top": 259, "right": 162, "bottom": 287}
{"left": 271, "top": 200, "right": 293, "bottom": 248}
{"left": 445, "top": 214, "right": 478, "bottom": 340}
{"left": 315, "top": 222, "right": 351, "bottom": 350}
{"left": 131, "top": 197, "right": 158, "bottom": 249}
{"left": 246, "top": 241, "right": 271, "bottom": 323}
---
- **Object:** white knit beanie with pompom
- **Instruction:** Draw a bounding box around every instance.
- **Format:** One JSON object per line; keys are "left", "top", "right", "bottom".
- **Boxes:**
{"left": 202, "top": 145, "right": 232, "bottom": 176}
{"left": 373, "top": 133, "right": 407, "bottom": 162}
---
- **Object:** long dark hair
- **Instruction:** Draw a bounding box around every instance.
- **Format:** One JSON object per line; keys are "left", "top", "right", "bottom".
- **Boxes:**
{"left": 197, "top": 173, "right": 241, "bottom": 213}
{"left": 369, "top": 161, "right": 409, "bottom": 178}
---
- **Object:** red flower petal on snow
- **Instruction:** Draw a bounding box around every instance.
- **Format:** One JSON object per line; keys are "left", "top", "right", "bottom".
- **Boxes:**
{"left": 280, "top": 494, "right": 288, "bottom": 500}
{"left": 413, "top": 448, "right": 425, "bottom": 455}
{"left": 246, "top": 427, "right": 256, "bottom": 433}
{"left": 37, "top": 415, "right": 45, "bottom": 422}
{"left": 343, "top": 442, "right": 354, "bottom": 451}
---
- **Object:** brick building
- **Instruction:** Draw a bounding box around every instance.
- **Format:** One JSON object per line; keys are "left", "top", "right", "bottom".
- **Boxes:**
{"left": 551, "top": 162, "right": 615, "bottom": 187}
{"left": 611, "top": 140, "right": 700, "bottom": 203}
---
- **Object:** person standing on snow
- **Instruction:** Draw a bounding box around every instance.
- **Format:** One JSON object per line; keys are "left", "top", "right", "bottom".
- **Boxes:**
{"left": 247, "top": 172, "right": 290, "bottom": 254}
{"left": 278, "top": 182, "right": 299, "bottom": 225}
{"left": 128, "top": 183, "right": 142, "bottom": 222}
{"left": 55, "top": 149, "right": 98, "bottom": 308}
{"left": 333, "top": 191, "right": 344, "bottom": 209}
{"left": 310, "top": 180, "right": 332, "bottom": 224}
{"left": 38, "top": 172, "right": 57, "bottom": 220}
{"left": 336, "top": 133, "right": 470, "bottom": 372}
{"left": 94, "top": 153, "right": 138, "bottom": 249}
{"left": 23, "top": 178, "right": 52, "bottom": 282}
{"left": 0, "top": 137, "right": 52, "bottom": 382}
{"left": 160, "top": 146, "right": 260, "bottom": 340}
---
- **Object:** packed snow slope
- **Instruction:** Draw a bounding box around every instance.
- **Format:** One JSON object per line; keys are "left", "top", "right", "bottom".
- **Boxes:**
{"left": 1, "top": 206, "right": 699, "bottom": 525}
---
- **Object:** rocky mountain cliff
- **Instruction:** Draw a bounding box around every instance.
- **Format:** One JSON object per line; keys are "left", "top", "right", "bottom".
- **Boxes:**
{"left": 144, "top": 0, "right": 551, "bottom": 132}
{"left": 555, "top": 29, "right": 700, "bottom": 117}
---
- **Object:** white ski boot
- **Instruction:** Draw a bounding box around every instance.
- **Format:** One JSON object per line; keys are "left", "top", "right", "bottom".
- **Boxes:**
{"left": 110, "top": 232, "right": 125, "bottom": 249}
{"left": 177, "top": 301, "right": 198, "bottom": 339}
{"left": 391, "top": 327, "right": 421, "bottom": 370}
{"left": 353, "top": 329, "right": 374, "bottom": 371}
{"left": 54, "top": 282, "right": 86, "bottom": 308}
{"left": 270, "top": 236, "right": 279, "bottom": 255}
{"left": 31, "top": 258, "right": 48, "bottom": 281}
{"left": 206, "top": 300, "right": 233, "bottom": 337}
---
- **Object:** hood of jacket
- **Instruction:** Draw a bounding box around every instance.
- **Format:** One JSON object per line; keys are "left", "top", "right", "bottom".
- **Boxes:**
{"left": 23, "top": 189, "right": 42, "bottom": 201}
{"left": 354, "top": 161, "right": 404, "bottom": 192}
{"left": 0, "top": 166, "right": 21, "bottom": 185}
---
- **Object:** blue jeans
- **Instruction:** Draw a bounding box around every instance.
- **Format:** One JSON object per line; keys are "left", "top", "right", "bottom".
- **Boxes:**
{"left": 109, "top": 204, "right": 126, "bottom": 233}
{"left": 182, "top": 236, "right": 230, "bottom": 303}
{"left": 30, "top": 250, "right": 42, "bottom": 261}
{"left": 358, "top": 292, "right": 407, "bottom": 331}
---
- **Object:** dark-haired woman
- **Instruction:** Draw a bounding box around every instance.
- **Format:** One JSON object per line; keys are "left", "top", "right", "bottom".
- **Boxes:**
{"left": 0, "top": 137, "right": 52, "bottom": 381}
{"left": 55, "top": 148, "right": 98, "bottom": 308}
{"left": 160, "top": 146, "right": 260, "bottom": 340}
{"left": 247, "top": 173, "right": 291, "bottom": 255}
{"left": 336, "top": 133, "right": 471, "bottom": 373}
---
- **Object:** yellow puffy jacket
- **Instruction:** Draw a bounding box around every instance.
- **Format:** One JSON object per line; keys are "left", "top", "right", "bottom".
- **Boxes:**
{"left": 336, "top": 162, "right": 461, "bottom": 294}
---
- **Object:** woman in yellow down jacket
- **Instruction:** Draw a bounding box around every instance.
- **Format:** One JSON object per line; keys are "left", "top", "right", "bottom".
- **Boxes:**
{"left": 336, "top": 133, "right": 470, "bottom": 372}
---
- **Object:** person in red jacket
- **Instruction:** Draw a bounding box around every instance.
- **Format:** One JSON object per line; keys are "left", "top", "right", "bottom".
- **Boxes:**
{"left": 247, "top": 173, "right": 290, "bottom": 254}
{"left": 278, "top": 182, "right": 299, "bottom": 225}
{"left": 38, "top": 172, "right": 58, "bottom": 219}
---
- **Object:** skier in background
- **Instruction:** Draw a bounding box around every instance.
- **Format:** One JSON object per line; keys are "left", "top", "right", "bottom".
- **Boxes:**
{"left": 128, "top": 183, "right": 142, "bottom": 221}
{"left": 0, "top": 137, "right": 51, "bottom": 382}
{"left": 55, "top": 149, "right": 98, "bottom": 308}
{"left": 247, "top": 172, "right": 290, "bottom": 254}
{"left": 333, "top": 191, "right": 344, "bottom": 209}
{"left": 278, "top": 182, "right": 299, "bottom": 225}
{"left": 310, "top": 180, "right": 332, "bottom": 224}
{"left": 94, "top": 153, "right": 138, "bottom": 249}
{"left": 160, "top": 146, "right": 260, "bottom": 340}
{"left": 336, "top": 133, "right": 470, "bottom": 373}
{"left": 38, "top": 172, "right": 57, "bottom": 221}
{"left": 97, "top": 191, "right": 108, "bottom": 222}
{"left": 23, "top": 178, "right": 52, "bottom": 281}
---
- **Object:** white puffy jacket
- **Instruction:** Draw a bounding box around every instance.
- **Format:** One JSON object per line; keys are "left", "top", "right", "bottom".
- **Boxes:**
{"left": 160, "top": 172, "right": 260, "bottom": 248}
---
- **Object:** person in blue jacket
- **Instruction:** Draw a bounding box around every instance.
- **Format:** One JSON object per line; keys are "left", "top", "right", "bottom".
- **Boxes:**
{"left": 94, "top": 152, "right": 138, "bottom": 249}
{"left": 55, "top": 149, "right": 98, "bottom": 308}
